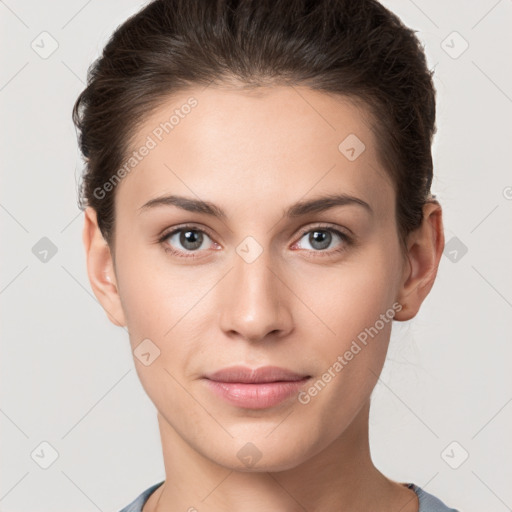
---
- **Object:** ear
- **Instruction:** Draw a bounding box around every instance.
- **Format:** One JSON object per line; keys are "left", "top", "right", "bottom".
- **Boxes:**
{"left": 82, "top": 207, "right": 127, "bottom": 327}
{"left": 394, "top": 201, "right": 445, "bottom": 322}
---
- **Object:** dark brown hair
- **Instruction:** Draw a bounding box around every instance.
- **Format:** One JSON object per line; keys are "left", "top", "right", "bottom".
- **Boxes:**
{"left": 72, "top": 0, "right": 437, "bottom": 252}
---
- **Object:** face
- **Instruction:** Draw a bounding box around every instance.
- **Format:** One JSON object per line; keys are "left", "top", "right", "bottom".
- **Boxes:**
{"left": 97, "top": 85, "right": 412, "bottom": 470}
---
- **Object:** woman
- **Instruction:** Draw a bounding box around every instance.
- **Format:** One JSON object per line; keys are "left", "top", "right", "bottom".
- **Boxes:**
{"left": 73, "top": 0, "right": 458, "bottom": 510}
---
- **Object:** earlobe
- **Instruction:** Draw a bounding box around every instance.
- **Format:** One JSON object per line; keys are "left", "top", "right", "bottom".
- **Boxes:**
{"left": 394, "top": 201, "right": 445, "bottom": 322}
{"left": 82, "top": 207, "right": 127, "bottom": 327}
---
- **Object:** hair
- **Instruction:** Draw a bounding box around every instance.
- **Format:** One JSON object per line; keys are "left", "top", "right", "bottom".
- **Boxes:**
{"left": 72, "top": 0, "right": 437, "bottom": 255}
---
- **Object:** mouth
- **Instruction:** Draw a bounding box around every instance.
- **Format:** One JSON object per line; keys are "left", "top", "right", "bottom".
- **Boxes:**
{"left": 203, "top": 365, "right": 310, "bottom": 384}
{"left": 202, "top": 366, "right": 311, "bottom": 409}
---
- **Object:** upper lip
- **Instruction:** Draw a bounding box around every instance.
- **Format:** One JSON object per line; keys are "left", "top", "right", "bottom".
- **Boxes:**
{"left": 204, "top": 365, "right": 310, "bottom": 383}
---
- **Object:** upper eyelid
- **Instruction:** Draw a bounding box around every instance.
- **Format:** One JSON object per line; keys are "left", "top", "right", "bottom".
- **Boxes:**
{"left": 297, "top": 224, "right": 350, "bottom": 238}
{"left": 160, "top": 223, "right": 216, "bottom": 242}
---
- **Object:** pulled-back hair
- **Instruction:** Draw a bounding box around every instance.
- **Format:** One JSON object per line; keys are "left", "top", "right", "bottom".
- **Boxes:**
{"left": 72, "top": 0, "right": 437, "bottom": 251}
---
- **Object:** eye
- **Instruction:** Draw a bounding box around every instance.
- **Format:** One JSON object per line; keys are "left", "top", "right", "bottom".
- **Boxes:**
{"left": 158, "top": 223, "right": 352, "bottom": 259}
{"left": 158, "top": 225, "right": 218, "bottom": 257}
{"left": 293, "top": 226, "right": 351, "bottom": 255}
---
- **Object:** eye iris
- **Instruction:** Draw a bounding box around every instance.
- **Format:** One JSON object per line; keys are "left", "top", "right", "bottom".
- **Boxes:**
{"left": 309, "top": 230, "right": 331, "bottom": 250}
{"left": 180, "top": 230, "right": 203, "bottom": 250}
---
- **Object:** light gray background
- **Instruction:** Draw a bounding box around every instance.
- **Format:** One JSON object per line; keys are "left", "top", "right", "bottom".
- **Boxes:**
{"left": 1, "top": 1, "right": 511, "bottom": 511}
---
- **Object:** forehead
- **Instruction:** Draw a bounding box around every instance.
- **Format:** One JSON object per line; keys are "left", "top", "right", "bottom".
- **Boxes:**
{"left": 117, "top": 84, "right": 394, "bottom": 220}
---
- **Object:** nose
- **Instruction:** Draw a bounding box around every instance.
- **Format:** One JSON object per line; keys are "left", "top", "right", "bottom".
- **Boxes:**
{"left": 218, "top": 246, "right": 293, "bottom": 343}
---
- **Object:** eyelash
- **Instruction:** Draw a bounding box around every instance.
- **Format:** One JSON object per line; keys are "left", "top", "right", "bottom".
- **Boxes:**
{"left": 157, "top": 223, "right": 353, "bottom": 259}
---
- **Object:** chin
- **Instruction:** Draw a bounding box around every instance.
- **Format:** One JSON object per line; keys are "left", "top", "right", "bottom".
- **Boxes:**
{"left": 204, "top": 439, "right": 310, "bottom": 473}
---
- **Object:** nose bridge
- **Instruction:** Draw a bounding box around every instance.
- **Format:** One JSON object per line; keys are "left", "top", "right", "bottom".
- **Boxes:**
{"left": 219, "top": 236, "right": 291, "bottom": 341}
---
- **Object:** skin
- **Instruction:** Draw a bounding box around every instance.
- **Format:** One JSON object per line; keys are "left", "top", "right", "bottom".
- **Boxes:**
{"left": 83, "top": 84, "right": 444, "bottom": 512}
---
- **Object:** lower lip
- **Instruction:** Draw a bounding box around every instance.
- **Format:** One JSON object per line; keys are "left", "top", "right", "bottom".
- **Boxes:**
{"left": 203, "top": 378, "right": 310, "bottom": 409}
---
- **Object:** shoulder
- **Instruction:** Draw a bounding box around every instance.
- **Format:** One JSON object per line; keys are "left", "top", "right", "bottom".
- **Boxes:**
{"left": 408, "top": 483, "right": 460, "bottom": 512}
{"left": 117, "top": 481, "right": 165, "bottom": 512}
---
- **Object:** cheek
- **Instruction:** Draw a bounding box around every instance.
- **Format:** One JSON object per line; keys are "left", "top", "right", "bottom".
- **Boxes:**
{"left": 114, "top": 241, "right": 191, "bottom": 337}
{"left": 295, "top": 246, "right": 399, "bottom": 339}
{"left": 319, "top": 241, "right": 401, "bottom": 364}
{"left": 293, "top": 243, "right": 402, "bottom": 406}
{"left": 114, "top": 249, "right": 201, "bottom": 400}
{"left": 114, "top": 243, "right": 219, "bottom": 384}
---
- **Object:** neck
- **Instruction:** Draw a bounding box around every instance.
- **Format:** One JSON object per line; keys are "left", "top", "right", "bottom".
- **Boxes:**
{"left": 144, "top": 400, "right": 417, "bottom": 512}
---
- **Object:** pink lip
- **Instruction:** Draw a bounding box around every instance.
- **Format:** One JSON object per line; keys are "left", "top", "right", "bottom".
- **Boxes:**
{"left": 203, "top": 365, "right": 311, "bottom": 409}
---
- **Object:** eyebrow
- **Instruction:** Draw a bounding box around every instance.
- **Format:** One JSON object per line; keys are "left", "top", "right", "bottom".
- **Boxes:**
{"left": 138, "top": 192, "right": 373, "bottom": 219}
